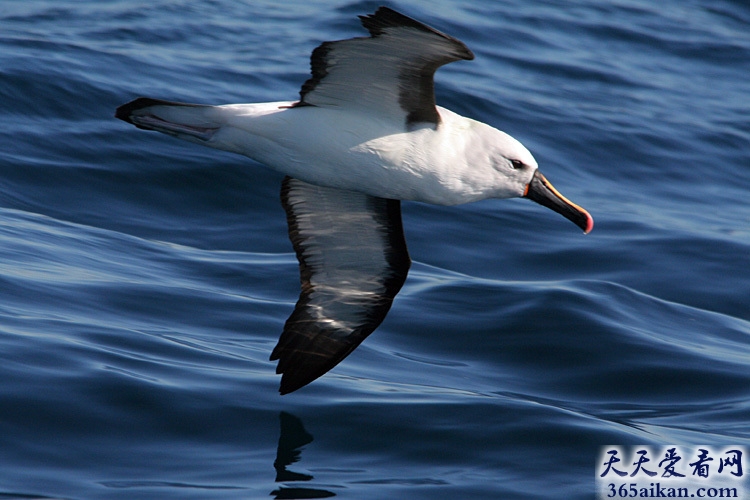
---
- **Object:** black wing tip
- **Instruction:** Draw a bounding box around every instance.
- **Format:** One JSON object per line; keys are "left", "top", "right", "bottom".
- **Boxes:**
{"left": 271, "top": 328, "right": 358, "bottom": 395}
{"left": 273, "top": 355, "right": 337, "bottom": 395}
{"left": 359, "top": 6, "right": 474, "bottom": 60}
{"left": 359, "top": 7, "right": 427, "bottom": 36}
{"left": 278, "top": 375, "right": 309, "bottom": 395}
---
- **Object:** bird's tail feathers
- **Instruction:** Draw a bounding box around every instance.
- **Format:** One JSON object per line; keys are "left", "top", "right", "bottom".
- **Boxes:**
{"left": 115, "top": 97, "right": 221, "bottom": 142}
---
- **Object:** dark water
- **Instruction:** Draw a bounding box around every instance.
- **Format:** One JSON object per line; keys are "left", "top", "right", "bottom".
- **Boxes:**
{"left": 1, "top": 1, "right": 749, "bottom": 498}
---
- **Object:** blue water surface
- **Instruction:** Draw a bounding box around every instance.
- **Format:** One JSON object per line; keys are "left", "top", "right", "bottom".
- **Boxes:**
{"left": 1, "top": 1, "right": 749, "bottom": 498}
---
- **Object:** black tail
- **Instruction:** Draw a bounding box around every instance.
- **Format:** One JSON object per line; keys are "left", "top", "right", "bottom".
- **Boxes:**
{"left": 115, "top": 97, "right": 219, "bottom": 141}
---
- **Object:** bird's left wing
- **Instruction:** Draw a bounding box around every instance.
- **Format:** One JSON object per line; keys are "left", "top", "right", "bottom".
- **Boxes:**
{"left": 295, "top": 6, "right": 474, "bottom": 128}
{"left": 271, "top": 177, "right": 411, "bottom": 394}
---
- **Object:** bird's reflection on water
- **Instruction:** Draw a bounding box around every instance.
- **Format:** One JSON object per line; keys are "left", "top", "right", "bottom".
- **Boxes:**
{"left": 271, "top": 412, "right": 335, "bottom": 499}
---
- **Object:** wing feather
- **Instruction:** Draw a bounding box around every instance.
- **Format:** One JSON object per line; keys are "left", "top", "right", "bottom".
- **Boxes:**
{"left": 271, "top": 177, "right": 410, "bottom": 394}
{"left": 295, "top": 7, "right": 474, "bottom": 127}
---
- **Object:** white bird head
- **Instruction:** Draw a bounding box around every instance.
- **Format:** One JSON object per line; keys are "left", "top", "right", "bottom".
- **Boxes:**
{"left": 468, "top": 124, "right": 593, "bottom": 233}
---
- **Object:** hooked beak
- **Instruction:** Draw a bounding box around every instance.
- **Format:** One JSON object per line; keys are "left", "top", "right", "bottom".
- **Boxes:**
{"left": 523, "top": 170, "right": 594, "bottom": 234}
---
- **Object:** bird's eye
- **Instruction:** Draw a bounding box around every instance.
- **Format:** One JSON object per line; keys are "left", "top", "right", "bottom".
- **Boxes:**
{"left": 511, "top": 160, "right": 524, "bottom": 170}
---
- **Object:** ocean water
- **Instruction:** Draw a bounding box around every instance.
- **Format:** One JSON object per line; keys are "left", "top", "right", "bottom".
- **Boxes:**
{"left": 1, "top": 0, "right": 749, "bottom": 498}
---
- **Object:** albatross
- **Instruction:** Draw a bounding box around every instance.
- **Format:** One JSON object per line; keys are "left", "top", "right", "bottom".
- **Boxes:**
{"left": 115, "top": 6, "right": 593, "bottom": 394}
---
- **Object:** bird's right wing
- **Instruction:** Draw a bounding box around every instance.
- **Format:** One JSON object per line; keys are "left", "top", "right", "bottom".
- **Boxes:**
{"left": 271, "top": 177, "right": 411, "bottom": 394}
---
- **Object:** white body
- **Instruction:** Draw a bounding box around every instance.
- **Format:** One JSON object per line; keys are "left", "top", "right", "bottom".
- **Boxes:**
{"left": 143, "top": 101, "right": 538, "bottom": 206}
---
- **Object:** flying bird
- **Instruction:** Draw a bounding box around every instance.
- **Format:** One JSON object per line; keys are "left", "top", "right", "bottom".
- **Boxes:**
{"left": 116, "top": 7, "right": 593, "bottom": 394}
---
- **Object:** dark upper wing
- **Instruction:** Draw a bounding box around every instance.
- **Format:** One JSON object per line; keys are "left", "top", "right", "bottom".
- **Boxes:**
{"left": 271, "top": 177, "right": 411, "bottom": 394}
{"left": 295, "top": 6, "right": 474, "bottom": 128}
